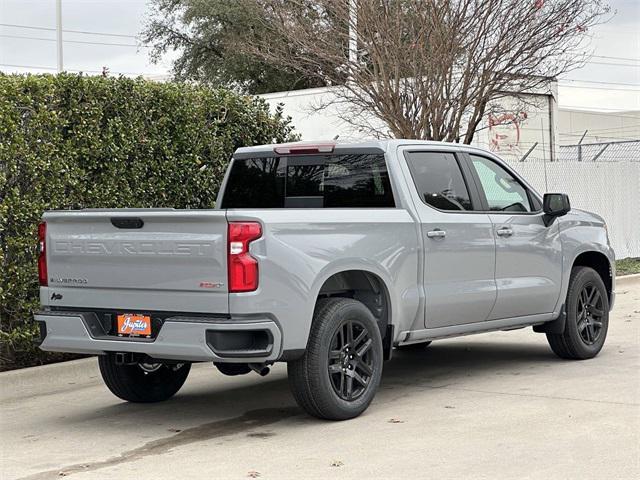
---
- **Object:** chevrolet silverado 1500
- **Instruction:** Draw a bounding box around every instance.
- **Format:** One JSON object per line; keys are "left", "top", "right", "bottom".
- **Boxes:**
{"left": 35, "top": 140, "right": 615, "bottom": 420}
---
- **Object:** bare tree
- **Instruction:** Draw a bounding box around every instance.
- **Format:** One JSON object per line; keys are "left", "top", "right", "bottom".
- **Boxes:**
{"left": 238, "top": 0, "right": 610, "bottom": 142}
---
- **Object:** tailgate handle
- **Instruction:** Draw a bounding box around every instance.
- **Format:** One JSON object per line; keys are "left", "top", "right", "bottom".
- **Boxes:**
{"left": 111, "top": 217, "right": 144, "bottom": 229}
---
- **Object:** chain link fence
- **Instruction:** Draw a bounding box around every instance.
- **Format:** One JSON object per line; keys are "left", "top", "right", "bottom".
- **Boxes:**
{"left": 503, "top": 140, "right": 640, "bottom": 259}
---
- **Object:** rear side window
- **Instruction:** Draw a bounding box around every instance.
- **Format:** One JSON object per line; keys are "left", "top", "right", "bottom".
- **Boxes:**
{"left": 405, "top": 151, "right": 472, "bottom": 211}
{"left": 221, "top": 154, "right": 395, "bottom": 208}
{"left": 222, "top": 158, "right": 285, "bottom": 208}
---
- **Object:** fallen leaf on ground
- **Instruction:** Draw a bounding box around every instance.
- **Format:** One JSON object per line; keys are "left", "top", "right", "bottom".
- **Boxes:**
{"left": 388, "top": 418, "right": 405, "bottom": 423}
{"left": 247, "top": 471, "right": 261, "bottom": 478}
{"left": 330, "top": 460, "right": 344, "bottom": 467}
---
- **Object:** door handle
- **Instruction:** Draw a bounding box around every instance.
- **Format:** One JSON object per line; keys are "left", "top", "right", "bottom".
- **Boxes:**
{"left": 496, "top": 227, "right": 513, "bottom": 237}
{"left": 426, "top": 229, "right": 446, "bottom": 238}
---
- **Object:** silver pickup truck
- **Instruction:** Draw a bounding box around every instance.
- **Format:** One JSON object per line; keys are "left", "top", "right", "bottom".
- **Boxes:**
{"left": 35, "top": 140, "right": 615, "bottom": 420}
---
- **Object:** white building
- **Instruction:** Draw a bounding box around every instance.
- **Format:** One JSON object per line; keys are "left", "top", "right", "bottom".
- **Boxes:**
{"left": 259, "top": 85, "right": 639, "bottom": 160}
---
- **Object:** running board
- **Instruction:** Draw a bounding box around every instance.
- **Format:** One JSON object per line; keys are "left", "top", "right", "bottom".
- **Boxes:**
{"left": 398, "top": 312, "right": 556, "bottom": 345}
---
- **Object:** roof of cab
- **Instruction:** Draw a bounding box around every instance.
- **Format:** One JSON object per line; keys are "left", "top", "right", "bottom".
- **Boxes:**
{"left": 233, "top": 139, "right": 498, "bottom": 158}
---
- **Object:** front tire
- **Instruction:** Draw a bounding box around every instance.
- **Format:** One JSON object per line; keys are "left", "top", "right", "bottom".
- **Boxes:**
{"left": 98, "top": 354, "right": 191, "bottom": 402}
{"left": 288, "top": 298, "right": 384, "bottom": 420}
{"left": 546, "top": 266, "right": 609, "bottom": 360}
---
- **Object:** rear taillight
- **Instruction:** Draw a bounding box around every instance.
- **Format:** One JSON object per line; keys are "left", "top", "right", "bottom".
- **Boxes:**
{"left": 228, "top": 222, "right": 262, "bottom": 292}
{"left": 38, "top": 221, "right": 47, "bottom": 286}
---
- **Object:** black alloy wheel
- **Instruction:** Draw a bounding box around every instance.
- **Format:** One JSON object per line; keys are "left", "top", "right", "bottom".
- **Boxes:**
{"left": 327, "top": 320, "right": 375, "bottom": 401}
{"left": 576, "top": 283, "right": 605, "bottom": 345}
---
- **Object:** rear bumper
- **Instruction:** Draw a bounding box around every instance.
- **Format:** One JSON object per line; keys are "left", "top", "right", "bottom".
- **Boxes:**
{"left": 35, "top": 311, "right": 282, "bottom": 363}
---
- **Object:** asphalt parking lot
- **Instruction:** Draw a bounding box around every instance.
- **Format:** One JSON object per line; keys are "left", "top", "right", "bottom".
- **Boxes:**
{"left": 2, "top": 277, "right": 639, "bottom": 480}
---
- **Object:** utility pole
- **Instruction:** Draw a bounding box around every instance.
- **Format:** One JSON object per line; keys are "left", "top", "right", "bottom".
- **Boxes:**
{"left": 56, "top": 0, "right": 63, "bottom": 72}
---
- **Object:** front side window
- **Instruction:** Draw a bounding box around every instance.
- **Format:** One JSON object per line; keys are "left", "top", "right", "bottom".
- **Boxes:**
{"left": 405, "top": 151, "right": 473, "bottom": 211}
{"left": 221, "top": 153, "right": 395, "bottom": 208}
{"left": 469, "top": 155, "right": 531, "bottom": 212}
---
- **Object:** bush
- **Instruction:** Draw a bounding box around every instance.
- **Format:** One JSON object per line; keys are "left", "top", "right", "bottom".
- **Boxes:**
{"left": 0, "top": 73, "right": 297, "bottom": 370}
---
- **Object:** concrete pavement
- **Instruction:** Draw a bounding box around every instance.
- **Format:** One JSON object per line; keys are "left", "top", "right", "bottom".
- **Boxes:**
{"left": 1, "top": 278, "right": 639, "bottom": 480}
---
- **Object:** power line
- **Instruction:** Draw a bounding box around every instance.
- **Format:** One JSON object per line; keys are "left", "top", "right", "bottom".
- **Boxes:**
{"left": 559, "top": 105, "right": 640, "bottom": 113}
{"left": 560, "top": 79, "right": 640, "bottom": 87}
{"left": 560, "top": 86, "right": 640, "bottom": 93}
{"left": 0, "top": 63, "right": 58, "bottom": 71}
{"left": 0, "top": 22, "right": 138, "bottom": 39}
{"left": 589, "top": 61, "right": 640, "bottom": 68}
{"left": 0, "top": 33, "right": 147, "bottom": 48}
{"left": 597, "top": 24, "right": 640, "bottom": 33}
{"left": 0, "top": 63, "right": 155, "bottom": 76}
{"left": 590, "top": 55, "right": 639, "bottom": 63}
{"left": 559, "top": 84, "right": 640, "bottom": 92}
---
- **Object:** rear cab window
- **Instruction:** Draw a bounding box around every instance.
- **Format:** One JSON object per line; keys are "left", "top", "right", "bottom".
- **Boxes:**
{"left": 221, "top": 153, "right": 395, "bottom": 208}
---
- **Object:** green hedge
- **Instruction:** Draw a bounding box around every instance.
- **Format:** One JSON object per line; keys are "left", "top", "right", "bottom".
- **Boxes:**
{"left": 0, "top": 73, "right": 297, "bottom": 370}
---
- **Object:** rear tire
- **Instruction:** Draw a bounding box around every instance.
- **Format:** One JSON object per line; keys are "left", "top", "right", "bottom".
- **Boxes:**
{"left": 546, "top": 266, "right": 609, "bottom": 360}
{"left": 288, "top": 298, "right": 384, "bottom": 420}
{"left": 98, "top": 354, "right": 191, "bottom": 402}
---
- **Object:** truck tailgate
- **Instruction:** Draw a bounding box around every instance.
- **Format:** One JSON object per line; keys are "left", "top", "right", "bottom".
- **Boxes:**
{"left": 42, "top": 209, "right": 229, "bottom": 314}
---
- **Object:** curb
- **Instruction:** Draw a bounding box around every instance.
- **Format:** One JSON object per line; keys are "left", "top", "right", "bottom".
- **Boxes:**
{"left": 616, "top": 273, "right": 640, "bottom": 286}
{"left": 0, "top": 357, "right": 98, "bottom": 401}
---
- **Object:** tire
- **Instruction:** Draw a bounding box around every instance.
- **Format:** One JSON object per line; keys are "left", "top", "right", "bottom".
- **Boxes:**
{"left": 546, "top": 266, "right": 609, "bottom": 360}
{"left": 397, "top": 341, "right": 432, "bottom": 351}
{"left": 288, "top": 298, "right": 384, "bottom": 420}
{"left": 98, "top": 354, "right": 191, "bottom": 403}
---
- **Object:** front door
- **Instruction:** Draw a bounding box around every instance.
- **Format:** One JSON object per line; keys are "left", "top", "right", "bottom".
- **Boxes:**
{"left": 466, "top": 153, "right": 563, "bottom": 319}
{"left": 402, "top": 150, "right": 497, "bottom": 329}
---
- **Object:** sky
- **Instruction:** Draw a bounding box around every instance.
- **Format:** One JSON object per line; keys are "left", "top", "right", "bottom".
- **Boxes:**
{"left": 0, "top": 0, "right": 639, "bottom": 112}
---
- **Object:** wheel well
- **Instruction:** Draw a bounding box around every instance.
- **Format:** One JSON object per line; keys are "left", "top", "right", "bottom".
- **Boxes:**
{"left": 573, "top": 251, "right": 613, "bottom": 302}
{"left": 317, "top": 270, "right": 392, "bottom": 351}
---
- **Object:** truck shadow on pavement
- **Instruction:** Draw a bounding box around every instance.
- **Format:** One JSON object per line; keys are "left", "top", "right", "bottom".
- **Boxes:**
{"left": 22, "top": 340, "right": 557, "bottom": 479}
{"left": 69, "top": 339, "right": 555, "bottom": 423}
{"left": 69, "top": 340, "right": 556, "bottom": 427}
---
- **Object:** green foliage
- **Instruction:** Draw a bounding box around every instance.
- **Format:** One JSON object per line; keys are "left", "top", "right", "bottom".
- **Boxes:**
{"left": 0, "top": 73, "right": 297, "bottom": 370}
{"left": 143, "top": 0, "right": 324, "bottom": 94}
{"left": 616, "top": 258, "right": 640, "bottom": 276}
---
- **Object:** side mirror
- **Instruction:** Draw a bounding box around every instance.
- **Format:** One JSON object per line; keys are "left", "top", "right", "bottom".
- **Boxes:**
{"left": 543, "top": 193, "right": 570, "bottom": 226}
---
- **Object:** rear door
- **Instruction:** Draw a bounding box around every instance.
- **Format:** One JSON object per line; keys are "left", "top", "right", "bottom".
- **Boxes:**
{"left": 43, "top": 209, "right": 229, "bottom": 314}
{"left": 464, "top": 153, "right": 563, "bottom": 319}
{"left": 401, "top": 149, "right": 497, "bottom": 329}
